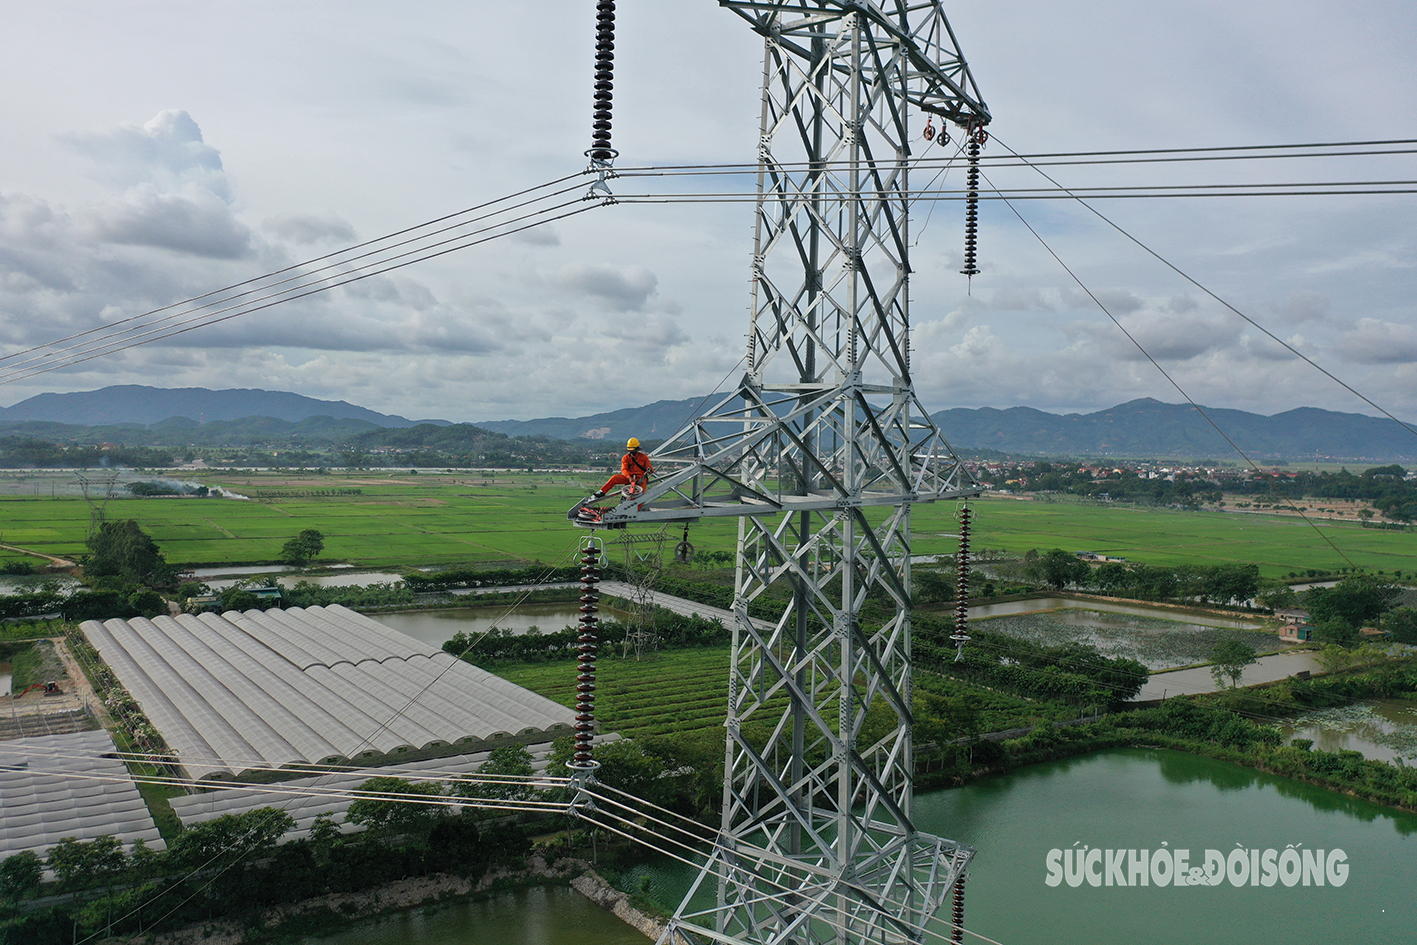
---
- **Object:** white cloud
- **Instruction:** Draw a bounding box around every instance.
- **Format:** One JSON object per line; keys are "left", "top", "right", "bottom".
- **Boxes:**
{"left": 263, "top": 212, "right": 357, "bottom": 245}
{"left": 512, "top": 225, "right": 561, "bottom": 247}
{"left": 1333, "top": 318, "right": 1417, "bottom": 365}
{"left": 0, "top": 3, "right": 1415, "bottom": 425}
{"left": 1273, "top": 290, "right": 1330, "bottom": 324}
{"left": 82, "top": 184, "right": 251, "bottom": 258}
{"left": 62, "top": 110, "right": 231, "bottom": 199}
{"left": 553, "top": 262, "right": 660, "bottom": 312}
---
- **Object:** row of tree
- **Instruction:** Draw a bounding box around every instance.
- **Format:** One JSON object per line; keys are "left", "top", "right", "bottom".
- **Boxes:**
{"left": 0, "top": 437, "right": 175, "bottom": 468}
{"left": 444, "top": 610, "right": 731, "bottom": 665}
{"left": 968, "top": 549, "right": 1268, "bottom": 607}
{"left": 975, "top": 461, "right": 1416, "bottom": 520}
{"left": 0, "top": 732, "right": 725, "bottom": 943}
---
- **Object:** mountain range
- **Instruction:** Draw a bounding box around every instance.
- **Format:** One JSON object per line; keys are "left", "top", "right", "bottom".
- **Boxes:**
{"left": 0, "top": 385, "right": 440, "bottom": 428}
{"left": 2, "top": 386, "right": 1413, "bottom": 463}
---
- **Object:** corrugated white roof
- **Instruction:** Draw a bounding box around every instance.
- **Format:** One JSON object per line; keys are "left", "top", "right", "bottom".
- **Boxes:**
{"left": 81, "top": 605, "right": 576, "bottom": 780}
{"left": 0, "top": 729, "right": 164, "bottom": 858}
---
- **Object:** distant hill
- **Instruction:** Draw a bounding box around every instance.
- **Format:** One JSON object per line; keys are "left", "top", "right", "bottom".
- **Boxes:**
{"left": 0, "top": 385, "right": 443, "bottom": 428}
{"left": 930, "top": 398, "right": 1416, "bottom": 462}
{"left": 3, "top": 386, "right": 1413, "bottom": 462}
{"left": 475, "top": 397, "right": 715, "bottom": 443}
{"left": 482, "top": 394, "right": 1417, "bottom": 462}
{"left": 485, "top": 394, "right": 1416, "bottom": 462}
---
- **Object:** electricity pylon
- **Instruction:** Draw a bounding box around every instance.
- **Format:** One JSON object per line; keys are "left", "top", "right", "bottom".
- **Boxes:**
{"left": 581, "top": 4, "right": 990, "bottom": 943}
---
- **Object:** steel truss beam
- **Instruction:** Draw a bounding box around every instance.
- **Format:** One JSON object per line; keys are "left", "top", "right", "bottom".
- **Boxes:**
{"left": 582, "top": 4, "right": 988, "bottom": 944}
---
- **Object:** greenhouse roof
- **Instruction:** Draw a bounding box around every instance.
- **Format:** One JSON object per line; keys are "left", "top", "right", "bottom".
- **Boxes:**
{"left": 0, "top": 729, "right": 164, "bottom": 858}
{"left": 81, "top": 604, "right": 575, "bottom": 780}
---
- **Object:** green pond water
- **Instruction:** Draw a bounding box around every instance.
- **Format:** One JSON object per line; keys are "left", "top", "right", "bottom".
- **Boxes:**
{"left": 304, "top": 748, "right": 1417, "bottom": 945}
{"left": 375, "top": 603, "right": 630, "bottom": 650}
{"left": 296, "top": 885, "right": 640, "bottom": 945}
{"left": 1277, "top": 697, "right": 1417, "bottom": 763}
{"left": 906, "top": 748, "right": 1417, "bottom": 944}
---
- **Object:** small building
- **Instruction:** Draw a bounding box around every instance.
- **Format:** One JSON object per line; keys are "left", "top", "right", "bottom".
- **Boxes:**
{"left": 186, "top": 594, "right": 223, "bottom": 614}
{"left": 1279, "top": 621, "right": 1312, "bottom": 643}
{"left": 248, "top": 585, "right": 284, "bottom": 608}
{"left": 186, "top": 585, "right": 283, "bottom": 614}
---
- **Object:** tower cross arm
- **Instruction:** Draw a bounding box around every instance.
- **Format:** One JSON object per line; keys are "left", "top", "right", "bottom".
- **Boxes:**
{"left": 717, "top": 0, "right": 990, "bottom": 126}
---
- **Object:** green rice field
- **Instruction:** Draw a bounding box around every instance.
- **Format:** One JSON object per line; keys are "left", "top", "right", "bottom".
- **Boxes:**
{"left": 496, "top": 648, "right": 734, "bottom": 740}
{"left": 495, "top": 645, "right": 1066, "bottom": 741}
{"left": 925, "top": 496, "right": 1415, "bottom": 578}
{"left": 0, "top": 469, "right": 1410, "bottom": 578}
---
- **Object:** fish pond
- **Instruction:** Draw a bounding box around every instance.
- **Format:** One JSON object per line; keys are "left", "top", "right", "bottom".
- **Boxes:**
{"left": 1278, "top": 698, "right": 1417, "bottom": 764}
{"left": 375, "top": 602, "right": 630, "bottom": 650}
{"left": 973, "top": 605, "right": 1275, "bottom": 669}
{"left": 303, "top": 749, "right": 1417, "bottom": 945}
{"left": 627, "top": 748, "right": 1417, "bottom": 945}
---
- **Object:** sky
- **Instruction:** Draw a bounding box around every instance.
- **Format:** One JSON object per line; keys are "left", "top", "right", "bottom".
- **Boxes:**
{"left": 1, "top": 1, "right": 1415, "bottom": 426}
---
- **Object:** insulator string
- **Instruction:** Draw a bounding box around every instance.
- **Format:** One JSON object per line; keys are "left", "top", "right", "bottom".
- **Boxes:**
{"left": 589, "top": 0, "right": 617, "bottom": 162}
{"left": 572, "top": 537, "right": 602, "bottom": 769}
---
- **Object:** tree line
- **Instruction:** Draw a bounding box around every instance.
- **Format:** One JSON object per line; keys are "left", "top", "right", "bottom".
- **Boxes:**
{"left": 0, "top": 732, "right": 723, "bottom": 944}
{"left": 976, "top": 461, "right": 1416, "bottom": 520}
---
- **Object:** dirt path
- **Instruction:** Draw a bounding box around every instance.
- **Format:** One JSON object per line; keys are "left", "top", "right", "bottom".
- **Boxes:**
{"left": 51, "top": 637, "right": 110, "bottom": 726}
{"left": 0, "top": 541, "right": 76, "bottom": 569}
{"left": 0, "top": 639, "right": 101, "bottom": 739}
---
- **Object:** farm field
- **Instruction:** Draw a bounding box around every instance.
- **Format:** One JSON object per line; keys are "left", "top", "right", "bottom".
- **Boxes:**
{"left": 495, "top": 646, "right": 1070, "bottom": 741}
{"left": 0, "top": 470, "right": 742, "bottom": 570}
{"left": 495, "top": 648, "right": 735, "bottom": 740}
{"left": 914, "top": 496, "right": 1416, "bottom": 579}
{"left": 0, "top": 469, "right": 1411, "bottom": 578}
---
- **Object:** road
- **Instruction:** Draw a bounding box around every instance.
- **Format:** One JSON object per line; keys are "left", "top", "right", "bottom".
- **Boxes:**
{"left": 449, "top": 580, "right": 770, "bottom": 631}
{"left": 0, "top": 542, "right": 75, "bottom": 569}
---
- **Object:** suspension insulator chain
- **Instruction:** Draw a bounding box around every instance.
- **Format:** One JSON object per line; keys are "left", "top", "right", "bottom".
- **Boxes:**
{"left": 960, "top": 123, "right": 985, "bottom": 278}
{"left": 951, "top": 505, "right": 972, "bottom": 662}
{"left": 951, "top": 874, "right": 966, "bottom": 944}
{"left": 589, "top": 0, "right": 617, "bottom": 162}
{"left": 572, "top": 538, "right": 603, "bottom": 770}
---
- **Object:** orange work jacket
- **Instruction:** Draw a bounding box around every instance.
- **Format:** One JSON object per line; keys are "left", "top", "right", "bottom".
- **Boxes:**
{"left": 622, "top": 450, "right": 653, "bottom": 479}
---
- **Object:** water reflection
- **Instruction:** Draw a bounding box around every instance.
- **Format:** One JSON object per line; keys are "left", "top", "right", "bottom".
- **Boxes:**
{"left": 203, "top": 570, "right": 403, "bottom": 591}
{"left": 1132, "top": 652, "right": 1323, "bottom": 701}
{"left": 188, "top": 564, "right": 297, "bottom": 580}
{"left": 908, "top": 748, "right": 1417, "bottom": 944}
{"left": 0, "top": 575, "right": 79, "bottom": 595}
{"left": 301, "top": 749, "right": 1417, "bottom": 945}
{"left": 1154, "top": 747, "right": 1259, "bottom": 792}
{"left": 299, "top": 885, "right": 641, "bottom": 945}
{"left": 374, "top": 603, "right": 629, "bottom": 650}
{"left": 1278, "top": 698, "right": 1417, "bottom": 765}
{"left": 965, "top": 597, "right": 1261, "bottom": 629}
{"left": 638, "top": 748, "right": 1417, "bottom": 944}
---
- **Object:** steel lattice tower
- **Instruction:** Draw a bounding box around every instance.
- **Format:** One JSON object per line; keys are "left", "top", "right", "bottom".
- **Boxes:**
{"left": 576, "top": 4, "right": 990, "bottom": 943}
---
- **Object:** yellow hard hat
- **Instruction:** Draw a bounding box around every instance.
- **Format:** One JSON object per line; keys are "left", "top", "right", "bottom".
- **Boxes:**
{"left": 626, "top": 437, "right": 641, "bottom": 450}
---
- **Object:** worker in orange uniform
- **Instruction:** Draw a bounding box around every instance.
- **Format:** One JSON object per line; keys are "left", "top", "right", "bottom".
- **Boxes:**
{"left": 592, "top": 437, "right": 654, "bottom": 499}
